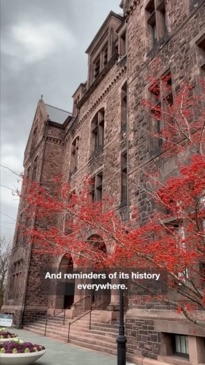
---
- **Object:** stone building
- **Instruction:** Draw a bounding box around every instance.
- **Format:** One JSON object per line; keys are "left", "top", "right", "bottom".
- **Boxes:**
{"left": 3, "top": 1, "right": 205, "bottom": 364}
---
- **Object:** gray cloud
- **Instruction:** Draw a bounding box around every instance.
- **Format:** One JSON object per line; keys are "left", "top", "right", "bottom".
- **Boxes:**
{"left": 0, "top": 0, "right": 121, "bottom": 239}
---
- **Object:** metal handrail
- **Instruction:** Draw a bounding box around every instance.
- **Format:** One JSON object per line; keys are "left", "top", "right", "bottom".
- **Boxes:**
{"left": 44, "top": 309, "right": 66, "bottom": 336}
{"left": 44, "top": 295, "right": 91, "bottom": 337}
{"left": 67, "top": 296, "right": 111, "bottom": 342}
{"left": 89, "top": 297, "right": 111, "bottom": 330}
{"left": 72, "top": 294, "right": 91, "bottom": 308}
{"left": 67, "top": 309, "right": 91, "bottom": 342}
{"left": 67, "top": 295, "right": 92, "bottom": 342}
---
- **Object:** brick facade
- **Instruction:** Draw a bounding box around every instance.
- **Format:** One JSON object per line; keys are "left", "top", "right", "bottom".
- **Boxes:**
{"left": 3, "top": 2, "right": 205, "bottom": 364}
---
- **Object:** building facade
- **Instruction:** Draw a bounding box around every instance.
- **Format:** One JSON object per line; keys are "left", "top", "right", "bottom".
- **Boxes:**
{"left": 3, "top": 1, "right": 205, "bottom": 364}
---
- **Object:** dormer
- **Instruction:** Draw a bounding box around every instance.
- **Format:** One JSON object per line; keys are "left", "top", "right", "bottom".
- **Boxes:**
{"left": 86, "top": 11, "right": 124, "bottom": 87}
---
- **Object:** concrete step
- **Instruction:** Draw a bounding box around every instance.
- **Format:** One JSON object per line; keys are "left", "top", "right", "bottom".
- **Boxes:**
{"left": 24, "top": 325, "right": 118, "bottom": 355}
{"left": 30, "top": 317, "right": 119, "bottom": 333}
{"left": 25, "top": 322, "right": 119, "bottom": 333}
{"left": 24, "top": 322, "right": 118, "bottom": 339}
{"left": 23, "top": 310, "right": 119, "bottom": 357}
{"left": 69, "top": 338, "right": 117, "bottom": 355}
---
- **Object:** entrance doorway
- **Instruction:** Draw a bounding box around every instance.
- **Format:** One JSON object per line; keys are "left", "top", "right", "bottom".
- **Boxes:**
{"left": 87, "top": 235, "right": 111, "bottom": 308}
{"left": 64, "top": 282, "right": 75, "bottom": 309}
{"left": 57, "top": 255, "right": 74, "bottom": 310}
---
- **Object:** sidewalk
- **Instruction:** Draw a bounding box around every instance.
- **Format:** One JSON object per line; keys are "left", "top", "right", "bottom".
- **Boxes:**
{"left": 13, "top": 329, "right": 135, "bottom": 365}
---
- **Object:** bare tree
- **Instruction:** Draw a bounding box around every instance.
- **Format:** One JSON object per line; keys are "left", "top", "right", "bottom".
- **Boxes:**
{"left": 0, "top": 237, "right": 11, "bottom": 309}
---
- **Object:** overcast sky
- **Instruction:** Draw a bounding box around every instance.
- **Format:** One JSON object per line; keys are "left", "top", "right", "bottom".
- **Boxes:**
{"left": 0, "top": 0, "right": 122, "bottom": 241}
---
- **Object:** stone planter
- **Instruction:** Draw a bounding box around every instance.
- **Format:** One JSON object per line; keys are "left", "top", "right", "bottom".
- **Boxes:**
{"left": 0, "top": 349, "right": 46, "bottom": 365}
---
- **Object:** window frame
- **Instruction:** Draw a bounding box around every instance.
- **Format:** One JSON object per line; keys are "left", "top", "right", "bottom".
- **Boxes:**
{"left": 90, "top": 171, "right": 103, "bottom": 202}
{"left": 91, "top": 109, "right": 105, "bottom": 155}
{"left": 146, "top": 0, "right": 168, "bottom": 50}
{"left": 196, "top": 33, "right": 205, "bottom": 71}
{"left": 149, "top": 71, "right": 173, "bottom": 152}
{"left": 121, "top": 82, "right": 127, "bottom": 132}
{"left": 173, "top": 334, "right": 189, "bottom": 358}
{"left": 70, "top": 137, "right": 79, "bottom": 175}
{"left": 120, "top": 151, "right": 128, "bottom": 205}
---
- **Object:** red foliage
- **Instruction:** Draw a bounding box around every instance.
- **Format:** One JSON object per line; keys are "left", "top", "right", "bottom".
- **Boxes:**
{"left": 17, "top": 76, "right": 205, "bottom": 327}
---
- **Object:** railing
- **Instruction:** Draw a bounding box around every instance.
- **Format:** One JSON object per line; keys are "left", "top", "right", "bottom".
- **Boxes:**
{"left": 44, "top": 295, "right": 91, "bottom": 337}
{"left": 67, "top": 296, "right": 111, "bottom": 343}
{"left": 89, "top": 296, "right": 111, "bottom": 330}
{"left": 44, "top": 308, "right": 66, "bottom": 336}
{"left": 43, "top": 294, "right": 112, "bottom": 342}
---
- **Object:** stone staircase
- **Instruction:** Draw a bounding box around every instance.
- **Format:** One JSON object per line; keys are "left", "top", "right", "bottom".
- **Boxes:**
{"left": 23, "top": 310, "right": 119, "bottom": 355}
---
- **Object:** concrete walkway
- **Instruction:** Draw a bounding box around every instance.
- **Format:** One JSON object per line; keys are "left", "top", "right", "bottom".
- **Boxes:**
{"left": 13, "top": 329, "right": 135, "bottom": 365}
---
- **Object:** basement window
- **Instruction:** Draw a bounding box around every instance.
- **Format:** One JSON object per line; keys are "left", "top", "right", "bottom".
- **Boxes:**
{"left": 173, "top": 335, "right": 189, "bottom": 358}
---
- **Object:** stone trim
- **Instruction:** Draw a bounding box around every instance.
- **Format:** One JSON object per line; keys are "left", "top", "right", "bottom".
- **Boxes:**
{"left": 126, "top": 308, "right": 205, "bottom": 321}
{"left": 155, "top": 319, "right": 205, "bottom": 337}
{"left": 127, "top": 354, "right": 180, "bottom": 365}
{"left": 24, "top": 306, "right": 48, "bottom": 310}
{"left": 1, "top": 305, "right": 24, "bottom": 311}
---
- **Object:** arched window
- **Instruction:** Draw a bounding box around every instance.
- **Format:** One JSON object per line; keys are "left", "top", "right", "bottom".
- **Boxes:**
{"left": 91, "top": 109, "right": 104, "bottom": 154}
{"left": 70, "top": 137, "right": 79, "bottom": 174}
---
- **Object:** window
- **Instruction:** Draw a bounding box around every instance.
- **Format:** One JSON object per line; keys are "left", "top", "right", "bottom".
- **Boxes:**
{"left": 199, "top": 262, "right": 205, "bottom": 287}
{"left": 9, "top": 261, "right": 23, "bottom": 299}
{"left": 86, "top": 235, "right": 106, "bottom": 272}
{"left": 119, "top": 31, "right": 126, "bottom": 58}
{"left": 121, "top": 152, "right": 127, "bottom": 205}
{"left": 173, "top": 335, "right": 189, "bottom": 357}
{"left": 121, "top": 83, "right": 127, "bottom": 132}
{"left": 70, "top": 137, "right": 79, "bottom": 175}
{"left": 92, "top": 42, "right": 109, "bottom": 80}
{"left": 196, "top": 34, "right": 205, "bottom": 71}
{"left": 103, "top": 46, "right": 108, "bottom": 66}
{"left": 146, "top": 0, "right": 168, "bottom": 50}
{"left": 90, "top": 172, "right": 103, "bottom": 202}
{"left": 62, "top": 190, "right": 76, "bottom": 235}
{"left": 94, "top": 56, "right": 100, "bottom": 79}
{"left": 165, "top": 222, "right": 188, "bottom": 284}
{"left": 91, "top": 109, "right": 104, "bottom": 154}
{"left": 149, "top": 71, "right": 173, "bottom": 150}
{"left": 23, "top": 166, "right": 31, "bottom": 192}
{"left": 15, "top": 212, "right": 25, "bottom": 247}
{"left": 32, "top": 156, "right": 38, "bottom": 180}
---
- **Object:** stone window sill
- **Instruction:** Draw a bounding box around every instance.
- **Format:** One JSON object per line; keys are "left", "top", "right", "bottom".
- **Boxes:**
{"left": 158, "top": 355, "right": 190, "bottom": 365}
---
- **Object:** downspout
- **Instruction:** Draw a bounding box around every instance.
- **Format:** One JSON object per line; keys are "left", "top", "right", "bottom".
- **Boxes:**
{"left": 20, "top": 119, "right": 48, "bottom": 327}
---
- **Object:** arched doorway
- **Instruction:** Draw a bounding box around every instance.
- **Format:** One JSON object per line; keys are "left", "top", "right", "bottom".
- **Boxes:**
{"left": 57, "top": 255, "right": 74, "bottom": 309}
{"left": 87, "top": 235, "right": 111, "bottom": 309}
